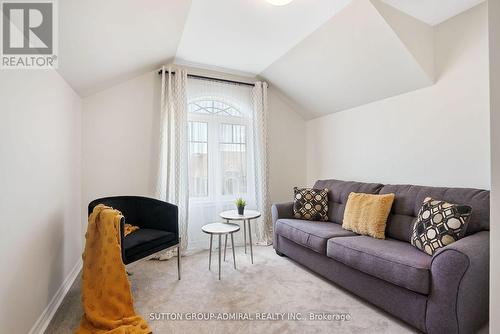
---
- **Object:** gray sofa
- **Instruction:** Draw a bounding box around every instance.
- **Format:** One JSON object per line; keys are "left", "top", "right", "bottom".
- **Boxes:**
{"left": 272, "top": 179, "right": 489, "bottom": 334}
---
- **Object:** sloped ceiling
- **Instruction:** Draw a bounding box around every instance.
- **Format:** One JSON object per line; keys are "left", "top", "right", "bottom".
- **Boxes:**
{"left": 58, "top": 0, "right": 485, "bottom": 117}
{"left": 58, "top": 0, "right": 192, "bottom": 96}
{"left": 371, "top": 0, "right": 434, "bottom": 80}
{"left": 262, "top": 0, "right": 434, "bottom": 118}
{"left": 176, "top": 0, "right": 351, "bottom": 74}
{"left": 381, "top": 0, "right": 485, "bottom": 26}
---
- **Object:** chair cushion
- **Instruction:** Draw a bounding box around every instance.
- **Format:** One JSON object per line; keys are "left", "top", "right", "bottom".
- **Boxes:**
{"left": 124, "top": 228, "right": 177, "bottom": 258}
{"left": 327, "top": 236, "right": 432, "bottom": 294}
{"left": 275, "top": 219, "right": 357, "bottom": 254}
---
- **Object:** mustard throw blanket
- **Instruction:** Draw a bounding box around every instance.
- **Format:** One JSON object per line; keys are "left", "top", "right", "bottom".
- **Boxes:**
{"left": 124, "top": 224, "right": 139, "bottom": 237}
{"left": 77, "top": 204, "right": 151, "bottom": 334}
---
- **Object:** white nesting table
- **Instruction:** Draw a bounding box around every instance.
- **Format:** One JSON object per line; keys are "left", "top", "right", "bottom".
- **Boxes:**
{"left": 219, "top": 210, "right": 261, "bottom": 264}
{"left": 202, "top": 222, "right": 240, "bottom": 280}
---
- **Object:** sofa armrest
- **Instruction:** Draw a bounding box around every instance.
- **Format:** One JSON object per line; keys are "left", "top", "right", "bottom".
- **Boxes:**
{"left": 271, "top": 202, "right": 294, "bottom": 249}
{"left": 426, "top": 231, "right": 489, "bottom": 334}
{"left": 271, "top": 202, "right": 294, "bottom": 223}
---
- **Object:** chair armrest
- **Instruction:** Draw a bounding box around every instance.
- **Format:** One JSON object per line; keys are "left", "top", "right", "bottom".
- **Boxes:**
{"left": 271, "top": 202, "right": 294, "bottom": 248}
{"left": 138, "top": 199, "right": 179, "bottom": 236}
{"left": 426, "top": 231, "right": 489, "bottom": 334}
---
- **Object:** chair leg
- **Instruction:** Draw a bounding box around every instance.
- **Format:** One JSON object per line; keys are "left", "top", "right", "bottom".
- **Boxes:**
{"left": 177, "top": 245, "right": 181, "bottom": 280}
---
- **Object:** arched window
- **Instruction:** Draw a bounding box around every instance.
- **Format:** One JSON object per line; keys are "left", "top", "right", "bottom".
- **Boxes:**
{"left": 187, "top": 98, "right": 249, "bottom": 200}
{"left": 188, "top": 99, "right": 243, "bottom": 117}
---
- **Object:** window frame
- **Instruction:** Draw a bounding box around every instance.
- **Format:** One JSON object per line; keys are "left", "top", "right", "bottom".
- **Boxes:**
{"left": 187, "top": 101, "right": 252, "bottom": 204}
{"left": 187, "top": 121, "right": 209, "bottom": 198}
{"left": 219, "top": 122, "right": 248, "bottom": 197}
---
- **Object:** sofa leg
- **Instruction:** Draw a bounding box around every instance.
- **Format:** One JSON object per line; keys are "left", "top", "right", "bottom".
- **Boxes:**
{"left": 275, "top": 250, "right": 285, "bottom": 257}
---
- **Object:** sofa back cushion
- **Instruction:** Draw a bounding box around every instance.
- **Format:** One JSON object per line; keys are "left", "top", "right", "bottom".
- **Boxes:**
{"left": 379, "top": 184, "right": 490, "bottom": 242}
{"left": 313, "top": 179, "right": 384, "bottom": 224}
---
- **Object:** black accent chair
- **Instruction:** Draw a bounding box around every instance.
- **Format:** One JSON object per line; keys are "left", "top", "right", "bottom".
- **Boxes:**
{"left": 88, "top": 196, "right": 181, "bottom": 279}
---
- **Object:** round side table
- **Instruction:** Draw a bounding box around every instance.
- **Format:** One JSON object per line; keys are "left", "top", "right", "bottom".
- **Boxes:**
{"left": 219, "top": 210, "right": 261, "bottom": 264}
{"left": 202, "top": 222, "right": 240, "bottom": 280}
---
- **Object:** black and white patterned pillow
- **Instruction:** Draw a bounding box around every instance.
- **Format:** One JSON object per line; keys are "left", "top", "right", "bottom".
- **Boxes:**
{"left": 410, "top": 197, "right": 472, "bottom": 255}
{"left": 293, "top": 187, "right": 329, "bottom": 221}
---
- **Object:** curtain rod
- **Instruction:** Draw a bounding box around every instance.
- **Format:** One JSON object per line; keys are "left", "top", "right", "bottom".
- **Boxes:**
{"left": 157, "top": 69, "right": 256, "bottom": 87}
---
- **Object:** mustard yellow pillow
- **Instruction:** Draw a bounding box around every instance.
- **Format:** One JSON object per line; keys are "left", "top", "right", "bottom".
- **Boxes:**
{"left": 342, "top": 192, "right": 395, "bottom": 239}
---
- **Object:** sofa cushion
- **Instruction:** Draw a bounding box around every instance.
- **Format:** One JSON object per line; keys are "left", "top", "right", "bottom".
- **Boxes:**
{"left": 313, "top": 179, "right": 384, "bottom": 225}
{"left": 410, "top": 197, "right": 472, "bottom": 255}
{"left": 275, "top": 219, "right": 357, "bottom": 254}
{"left": 342, "top": 192, "right": 395, "bottom": 239}
{"left": 380, "top": 184, "right": 490, "bottom": 241}
{"left": 293, "top": 187, "right": 329, "bottom": 221}
{"left": 124, "top": 228, "right": 177, "bottom": 258}
{"left": 327, "top": 236, "right": 432, "bottom": 294}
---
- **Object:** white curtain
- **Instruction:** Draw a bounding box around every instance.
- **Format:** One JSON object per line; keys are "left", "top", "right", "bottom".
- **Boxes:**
{"left": 252, "top": 82, "right": 272, "bottom": 245}
{"left": 155, "top": 66, "right": 189, "bottom": 255}
{"left": 155, "top": 74, "right": 271, "bottom": 253}
{"left": 185, "top": 78, "right": 256, "bottom": 250}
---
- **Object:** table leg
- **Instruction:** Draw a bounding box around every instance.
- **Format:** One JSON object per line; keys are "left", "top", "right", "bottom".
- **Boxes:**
{"left": 218, "top": 234, "right": 222, "bottom": 280}
{"left": 224, "top": 234, "right": 228, "bottom": 261}
{"left": 231, "top": 233, "right": 236, "bottom": 270}
{"left": 248, "top": 219, "right": 254, "bottom": 264}
{"left": 177, "top": 245, "right": 181, "bottom": 280}
{"left": 243, "top": 220, "right": 247, "bottom": 254}
{"left": 209, "top": 234, "right": 213, "bottom": 270}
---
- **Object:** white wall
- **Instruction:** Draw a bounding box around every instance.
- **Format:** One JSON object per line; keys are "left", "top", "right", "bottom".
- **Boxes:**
{"left": 82, "top": 71, "right": 161, "bottom": 209}
{"left": 306, "top": 3, "right": 490, "bottom": 190}
{"left": 0, "top": 70, "right": 82, "bottom": 334}
{"left": 268, "top": 89, "right": 307, "bottom": 202}
{"left": 82, "top": 69, "right": 306, "bottom": 217}
{"left": 489, "top": 0, "right": 500, "bottom": 330}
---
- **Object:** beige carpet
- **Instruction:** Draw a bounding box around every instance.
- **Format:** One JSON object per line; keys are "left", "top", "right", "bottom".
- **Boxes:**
{"left": 45, "top": 245, "right": 421, "bottom": 334}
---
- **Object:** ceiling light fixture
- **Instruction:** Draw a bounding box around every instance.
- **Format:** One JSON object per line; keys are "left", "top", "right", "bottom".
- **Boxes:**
{"left": 266, "top": 0, "right": 293, "bottom": 6}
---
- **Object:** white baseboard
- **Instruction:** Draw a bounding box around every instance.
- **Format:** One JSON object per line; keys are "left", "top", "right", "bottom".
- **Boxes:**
{"left": 28, "top": 259, "right": 82, "bottom": 334}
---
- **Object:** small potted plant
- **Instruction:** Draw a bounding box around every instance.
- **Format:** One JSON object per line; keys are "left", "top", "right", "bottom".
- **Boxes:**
{"left": 236, "top": 198, "right": 246, "bottom": 215}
